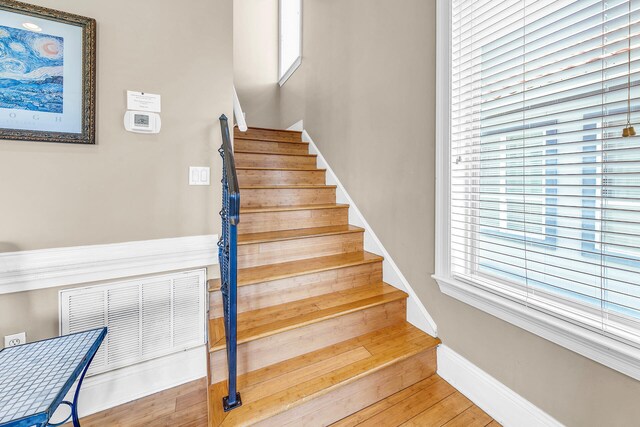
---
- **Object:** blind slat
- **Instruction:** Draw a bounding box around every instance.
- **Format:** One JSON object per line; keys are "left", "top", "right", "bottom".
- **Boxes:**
{"left": 451, "top": 230, "right": 640, "bottom": 271}
{"left": 453, "top": 7, "right": 637, "bottom": 84}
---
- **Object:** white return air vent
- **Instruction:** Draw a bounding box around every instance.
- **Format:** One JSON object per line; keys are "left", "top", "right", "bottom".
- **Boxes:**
{"left": 60, "top": 269, "right": 206, "bottom": 376}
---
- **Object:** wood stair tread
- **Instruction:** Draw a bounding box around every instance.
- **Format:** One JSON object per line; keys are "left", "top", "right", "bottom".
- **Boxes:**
{"left": 208, "top": 322, "right": 440, "bottom": 426}
{"left": 236, "top": 167, "right": 326, "bottom": 171}
{"left": 208, "top": 283, "right": 407, "bottom": 352}
{"left": 243, "top": 126, "right": 303, "bottom": 134}
{"left": 239, "top": 184, "right": 336, "bottom": 189}
{"left": 235, "top": 135, "right": 309, "bottom": 144}
{"left": 235, "top": 150, "right": 317, "bottom": 157}
{"left": 207, "top": 251, "right": 383, "bottom": 291}
{"left": 238, "top": 225, "right": 363, "bottom": 245}
{"left": 241, "top": 203, "right": 349, "bottom": 213}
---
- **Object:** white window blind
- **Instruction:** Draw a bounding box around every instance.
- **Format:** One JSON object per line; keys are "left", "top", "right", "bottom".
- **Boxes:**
{"left": 450, "top": 0, "right": 640, "bottom": 347}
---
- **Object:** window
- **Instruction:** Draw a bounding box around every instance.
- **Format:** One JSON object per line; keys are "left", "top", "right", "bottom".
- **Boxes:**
{"left": 435, "top": 0, "right": 640, "bottom": 379}
{"left": 279, "top": 0, "right": 302, "bottom": 86}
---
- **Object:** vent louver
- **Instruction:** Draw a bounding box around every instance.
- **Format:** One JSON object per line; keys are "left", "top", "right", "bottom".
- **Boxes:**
{"left": 60, "top": 270, "right": 206, "bottom": 376}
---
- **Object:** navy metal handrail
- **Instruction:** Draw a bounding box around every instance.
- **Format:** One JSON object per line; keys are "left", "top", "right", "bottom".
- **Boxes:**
{"left": 217, "top": 114, "right": 242, "bottom": 411}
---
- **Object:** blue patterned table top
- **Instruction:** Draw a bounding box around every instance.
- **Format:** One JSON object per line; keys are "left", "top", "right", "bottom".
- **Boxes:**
{"left": 0, "top": 328, "right": 107, "bottom": 427}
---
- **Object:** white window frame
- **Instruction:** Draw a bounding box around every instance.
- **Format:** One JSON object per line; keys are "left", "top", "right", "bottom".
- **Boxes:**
{"left": 433, "top": 0, "right": 640, "bottom": 381}
{"left": 278, "top": 0, "right": 302, "bottom": 87}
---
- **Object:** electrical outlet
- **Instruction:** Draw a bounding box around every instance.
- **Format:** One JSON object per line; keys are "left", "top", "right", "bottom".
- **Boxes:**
{"left": 4, "top": 332, "right": 26, "bottom": 348}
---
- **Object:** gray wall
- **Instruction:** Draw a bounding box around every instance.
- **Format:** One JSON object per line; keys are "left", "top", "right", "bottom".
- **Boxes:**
{"left": 233, "top": 0, "right": 280, "bottom": 128}
{"left": 234, "top": 1, "right": 640, "bottom": 425}
{"left": 0, "top": 0, "right": 232, "bottom": 344}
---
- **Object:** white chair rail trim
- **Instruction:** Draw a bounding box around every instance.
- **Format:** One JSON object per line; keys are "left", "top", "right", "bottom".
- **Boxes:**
{"left": 0, "top": 235, "right": 218, "bottom": 294}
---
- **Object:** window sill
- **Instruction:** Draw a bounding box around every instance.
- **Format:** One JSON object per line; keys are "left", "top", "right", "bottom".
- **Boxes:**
{"left": 433, "top": 273, "right": 640, "bottom": 381}
{"left": 279, "top": 56, "right": 301, "bottom": 87}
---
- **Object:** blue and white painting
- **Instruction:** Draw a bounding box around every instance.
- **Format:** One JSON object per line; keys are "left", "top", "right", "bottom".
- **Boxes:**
{"left": 0, "top": 25, "right": 63, "bottom": 113}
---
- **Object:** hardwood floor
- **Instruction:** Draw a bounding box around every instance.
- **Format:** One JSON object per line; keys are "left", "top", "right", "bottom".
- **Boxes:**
{"left": 64, "top": 379, "right": 208, "bottom": 427}
{"left": 67, "top": 376, "right": 498, "bottom": 427}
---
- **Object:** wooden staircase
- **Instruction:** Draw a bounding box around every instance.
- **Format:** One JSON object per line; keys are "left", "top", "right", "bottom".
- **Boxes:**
{"left": 207, "top": 127, "right": 441, "bottom": 426}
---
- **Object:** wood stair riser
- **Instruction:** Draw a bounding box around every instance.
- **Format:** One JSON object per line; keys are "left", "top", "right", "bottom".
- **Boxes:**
{"left": 235, "top": 139, "right": 309, "bottom": 155}
{"left": 238, "top": 207, "right": 349, "bottom": 234}
{"left": 237, "top": 169, "right": 326, "bottom": 186}
{"left": 237, "top": 128, "right": 302, "bottom": 142}
{"left": 210, "top": 261, "right": 383, "bottom": 318}
{"left": 235, "top": 152, "right": 317, "bottom": 169}
{"left": 208, "top": 324, "right": 441, "bottom": 426}
{"left": 258, "top": 348, "right": 437, "bottom": 427}
{"left": 209, "top": 298, "right": 406, "bottom": 384}
{"left": 240, "top": 187, "right": 336, "bottom": 208}
{"left": 238, "top": 232, "right": 363, "bottom": 268}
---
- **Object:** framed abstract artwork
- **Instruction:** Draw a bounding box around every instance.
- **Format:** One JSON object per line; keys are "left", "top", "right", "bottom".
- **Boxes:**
{"left": 0, "top": 0, "right": 96, "bottom": 144}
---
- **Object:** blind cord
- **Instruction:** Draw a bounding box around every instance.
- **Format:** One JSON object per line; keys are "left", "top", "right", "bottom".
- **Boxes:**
{"left": 625, "top": 0, "right": 636, "bottom": 137}
{"left": 522, "top": 2, "right": 530, "bottom": 309}
{"left": 601, "top": 1, "right": 606, "bottom": 332}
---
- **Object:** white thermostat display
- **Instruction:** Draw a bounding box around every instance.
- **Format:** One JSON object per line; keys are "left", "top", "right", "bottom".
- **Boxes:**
{"left": 124, "top": 110, "right": 161, "bottom": 134}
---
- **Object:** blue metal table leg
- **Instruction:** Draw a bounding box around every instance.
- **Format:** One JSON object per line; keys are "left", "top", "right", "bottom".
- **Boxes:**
{"left": 70, "top": 351, "right": 96, "bottom": 427}
{"left": 46, "top": 351, "right": 97, "bottom": 427}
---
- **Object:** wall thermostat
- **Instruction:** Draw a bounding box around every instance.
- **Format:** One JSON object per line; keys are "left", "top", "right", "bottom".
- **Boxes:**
{"left": 124, "top": 111, "right": 161, "bottom": 134}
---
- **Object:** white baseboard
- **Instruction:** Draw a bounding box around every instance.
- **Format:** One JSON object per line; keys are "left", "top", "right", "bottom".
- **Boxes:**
{"left": 437, "top": 345, "right": 562, "bottom": 427}
{"left": 290, "top": 121, "right": 438, "bottom": 336}
{"left": 50, "top": 346, "right": 207, "bottom": 423}
{"left": 0, "top": 235, "right": 218, "bottom": 294}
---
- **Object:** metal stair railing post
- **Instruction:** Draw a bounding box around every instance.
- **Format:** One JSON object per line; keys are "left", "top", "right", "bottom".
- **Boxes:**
{"left": 217, "top": 114, "right": 242, "bottom": 411}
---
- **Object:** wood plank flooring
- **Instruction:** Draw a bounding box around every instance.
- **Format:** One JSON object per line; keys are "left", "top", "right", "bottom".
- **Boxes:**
{"left": 67, "top": 376, "right": 499, "bottom": 427}
{"left": 63, "top": 379, "right": 208, "bottom": 427}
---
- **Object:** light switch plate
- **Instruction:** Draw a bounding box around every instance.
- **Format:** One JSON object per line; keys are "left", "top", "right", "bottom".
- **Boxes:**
{"left": 189, "top": 167, "right": 210, "bottom": 186}
{"left": 4, "top": 332, "right": 26, "bottom": 348}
